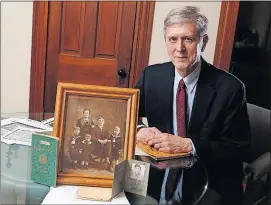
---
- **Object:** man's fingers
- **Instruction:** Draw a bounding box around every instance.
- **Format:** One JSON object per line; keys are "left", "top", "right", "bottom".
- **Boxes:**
{"left": 158, "top": 147, "right": 170, "bottom": 153}
{"left": 150, "top": 127, "right": 162, "bottom": 134}
{"left": 153, "top": 143, "right": 160, "bottom": 149}
{"left": 144, "top": 132, "right": 159, "bottom": 143}
{"left": 148, "top": 137, "right": 163, "bottom": 146}
{"left": 153, "top": 141, "right": 168, "bottom": 149}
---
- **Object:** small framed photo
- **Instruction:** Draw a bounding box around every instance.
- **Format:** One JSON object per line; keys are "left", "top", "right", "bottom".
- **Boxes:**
{"left": 130, "top": 162, "right": 145, "bottom": 181}
{"left": 53, "top": 82, "right": 139, "bottom": 187}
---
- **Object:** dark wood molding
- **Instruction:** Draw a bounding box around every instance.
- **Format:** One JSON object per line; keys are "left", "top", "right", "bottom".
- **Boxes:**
{"left": 29, "top": 1, "right": 49, "bottom": 119}
{"left": 29, "top": 2, "right": 155, "bottom": 115}
{"left": 213, "top": 1, "right": 239, "bottom": 71}
{"left": 129, "top": 1, "right": 155, "bottom": 87}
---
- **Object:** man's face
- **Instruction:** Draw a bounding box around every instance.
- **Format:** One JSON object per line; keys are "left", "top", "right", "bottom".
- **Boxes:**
{"left": 98, "top": 118, "right": 105, "bottom": 127}
{"left": 114, "top": 126, "right": 120, "bottom": 135}
{"left": 135, "top": 166, "right": 141, "bottom": 175}
{"left": 83, "top": 110, "right": 90, "bottom": 118}
{"left": 165, "top": 22, "right": 207, "bottom": 74}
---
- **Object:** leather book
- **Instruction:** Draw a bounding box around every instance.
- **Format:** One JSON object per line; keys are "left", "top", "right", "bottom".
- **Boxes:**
{"left": 136, "top": 141, "right": 190, "bottom": 161}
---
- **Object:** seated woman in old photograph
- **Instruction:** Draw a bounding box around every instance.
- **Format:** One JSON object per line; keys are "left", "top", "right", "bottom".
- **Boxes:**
{"left": 76, "top": 109, "right": 95, "bottom": 138}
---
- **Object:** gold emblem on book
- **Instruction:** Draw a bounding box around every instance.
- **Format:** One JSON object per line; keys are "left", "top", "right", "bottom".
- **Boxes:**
{"left": 39, "top": 154, "right": 47, "bottom": 164}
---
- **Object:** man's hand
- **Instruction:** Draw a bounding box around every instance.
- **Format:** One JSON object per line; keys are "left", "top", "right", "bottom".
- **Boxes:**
{"left": 147, "top": 133, "right": 192, "bottom": 153}
{"left": 136, "top": 127, "right": 161, "bottom": 144}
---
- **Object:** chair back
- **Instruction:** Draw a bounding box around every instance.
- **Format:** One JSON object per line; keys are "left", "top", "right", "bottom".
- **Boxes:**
{"left": 246, "top": 103, "right": 271, "bottom": 163}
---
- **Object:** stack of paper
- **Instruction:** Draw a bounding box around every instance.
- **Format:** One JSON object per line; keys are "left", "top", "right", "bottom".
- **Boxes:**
{"left": 41, "top": 185, "right": 130, "bottom": 204}
{"left": 1, "top": 117, "right": 54, "bottom": 146}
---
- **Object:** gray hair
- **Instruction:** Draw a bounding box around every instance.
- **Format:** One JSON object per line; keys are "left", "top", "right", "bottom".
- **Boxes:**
{"left": 164, "top": 6, "right": 208, "bottom": 39}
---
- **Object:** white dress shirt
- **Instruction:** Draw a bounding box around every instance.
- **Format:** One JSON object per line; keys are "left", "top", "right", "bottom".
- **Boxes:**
{"left": 159, "top": 61, "right": 202, "bottom": 204}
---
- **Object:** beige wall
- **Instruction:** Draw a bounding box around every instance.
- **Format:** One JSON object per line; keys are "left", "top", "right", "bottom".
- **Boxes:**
{"left": 0, "top": 2, "right": 222, "bottom": 114}
{"left": 149, "top": 1, "right": 221, "bottom": 65}
{"left": 1, "top": 2, "right": 33, "bottom": 114}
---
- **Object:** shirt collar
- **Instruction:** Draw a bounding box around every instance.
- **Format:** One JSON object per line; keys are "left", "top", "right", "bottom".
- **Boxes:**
{"left": 174, "top": 60, "right": 202, "bottom": 93}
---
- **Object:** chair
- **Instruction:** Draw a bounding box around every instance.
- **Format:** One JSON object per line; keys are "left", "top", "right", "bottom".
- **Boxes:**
{"left": 243, "top": 103, "right": 271, "bottom": 205}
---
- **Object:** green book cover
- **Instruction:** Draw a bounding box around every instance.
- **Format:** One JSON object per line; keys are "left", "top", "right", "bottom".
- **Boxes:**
{"left": 31, "top": 131, "right": 59, "bottom": 187}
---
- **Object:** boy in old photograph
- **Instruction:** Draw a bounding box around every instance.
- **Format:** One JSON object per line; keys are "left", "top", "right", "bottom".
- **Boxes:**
{"left": 79, "top": 134, "right": 93, "bottom": 169}
{"left": 67, "top": 126, "right": 82, "bottom": 169}
{"left": 109, "top": 126, "right": 122, "bottom": 171}
{"left": 76, "top": 109, "right": 95, "bottom": 138}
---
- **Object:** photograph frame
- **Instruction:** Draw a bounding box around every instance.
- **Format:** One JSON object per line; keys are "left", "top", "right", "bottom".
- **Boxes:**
{"left": 52, "top": 82, "right": 139, "bottom": 187}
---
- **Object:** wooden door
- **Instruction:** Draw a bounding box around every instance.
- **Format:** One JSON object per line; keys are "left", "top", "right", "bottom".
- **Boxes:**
{"left": 29, "top": 1, "right": 154, "bottom": 117}
{"left": 44, "top": 1, "right": 136, "bottom": 113}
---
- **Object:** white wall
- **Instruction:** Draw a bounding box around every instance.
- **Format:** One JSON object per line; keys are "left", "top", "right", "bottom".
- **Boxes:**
{"left": 149, "top": 1, "right": 222, "bottom": 65}
{"left": 1, "top": 2, "right": 33, "bottom": 114}
{"left": 0, "top": 2, "right": 221, "bottom": 114}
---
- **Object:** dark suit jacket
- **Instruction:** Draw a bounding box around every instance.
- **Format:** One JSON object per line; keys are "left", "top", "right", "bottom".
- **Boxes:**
{"left": 135, "top": 58, "right": 251, "bottom": 204}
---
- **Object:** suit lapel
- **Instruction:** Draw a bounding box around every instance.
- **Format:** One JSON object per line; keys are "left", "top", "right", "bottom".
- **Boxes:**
{"left": 188, "top": 59, "right": 216, "bottom": 138}
{"left": 158, "top": 62, "right": 175, "bottom": 134}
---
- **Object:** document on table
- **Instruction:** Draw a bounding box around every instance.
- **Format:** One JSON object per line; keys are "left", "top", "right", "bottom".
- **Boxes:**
{"left": 41, "top": 185, "right": 130, "bottom": 204}
{"left": 1, "top": 118, "right": 53, "bottom": 146}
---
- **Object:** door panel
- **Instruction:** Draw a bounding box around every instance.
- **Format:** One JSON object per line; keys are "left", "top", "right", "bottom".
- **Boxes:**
{"left": 44, "top": 1, "right": 137, "bottom": 113}
{"left": 60, "top": 2, "right": 85, "bottom": 55}
{"left": 96, "top": 2, "right": 119, "bottom": 58}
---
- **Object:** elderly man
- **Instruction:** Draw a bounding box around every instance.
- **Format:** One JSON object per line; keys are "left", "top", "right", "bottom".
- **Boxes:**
{"left": 136, "top": 6, "right": 250, "bottom": 205}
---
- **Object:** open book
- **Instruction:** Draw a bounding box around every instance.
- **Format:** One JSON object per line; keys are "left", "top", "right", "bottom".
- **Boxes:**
{"left": 136, "top": 141, "right": 190, "bottom": 161}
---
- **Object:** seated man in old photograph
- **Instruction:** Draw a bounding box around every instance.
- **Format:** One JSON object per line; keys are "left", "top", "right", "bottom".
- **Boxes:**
{"left": 91, "top": 117, "right": 111, "bottom": 166}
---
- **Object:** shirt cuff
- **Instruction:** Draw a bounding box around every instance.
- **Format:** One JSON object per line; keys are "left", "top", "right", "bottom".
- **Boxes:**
{"left": 137, "top": 124, "right": 147, "bottom": 131}
{"left": 188, "top": 139, "right": 198, "bottom": 156}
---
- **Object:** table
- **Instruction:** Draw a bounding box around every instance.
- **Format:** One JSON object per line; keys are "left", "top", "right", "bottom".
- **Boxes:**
{"left": 1, "top": 114, "right": 208, "bottom": 205}
{"left": 1, "top": 142, "right": 159, "bottom": 205}
{"left": 136, "top": 155, "right": 208, "bottom": 205}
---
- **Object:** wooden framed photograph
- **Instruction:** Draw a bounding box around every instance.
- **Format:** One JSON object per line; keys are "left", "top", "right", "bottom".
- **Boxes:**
{"left": 52, "top": 82, "right": 139, "bottom": 187}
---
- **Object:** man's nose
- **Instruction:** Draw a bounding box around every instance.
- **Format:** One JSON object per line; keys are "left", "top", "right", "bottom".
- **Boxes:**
{"left": 176, "top": 40, "right": 185, "bottom": 52}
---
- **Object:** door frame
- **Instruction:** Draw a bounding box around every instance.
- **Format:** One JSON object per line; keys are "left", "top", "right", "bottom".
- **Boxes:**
{"left": 29, "top": 1, "right": 155, "bottom": 116}
{"left": 213, "top": 1, "right": 240, "bottom": 71}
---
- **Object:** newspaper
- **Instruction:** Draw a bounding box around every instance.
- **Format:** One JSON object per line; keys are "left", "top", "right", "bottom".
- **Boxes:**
{"left": 41, "top": 117, "right": 54, "bottom": 127}
{"left": 1, "top": 117, "right": 54, "bottom": 146}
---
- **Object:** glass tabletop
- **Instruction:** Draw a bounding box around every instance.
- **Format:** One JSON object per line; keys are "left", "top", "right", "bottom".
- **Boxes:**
{"left": 1, "top": 113, "right": 158, "bottom": 205}
{"left": 1, "top": 113, "right": 208, "bottom": 205}
{"left": 1, "top": 113, "right": 52, "bottom": 204}
{"left": 1, "top": 142, "right": 158, "bottom": 205}
{"left": 136, "top": 155, "right": 208, "bottom": 205}
{"left": 1, "top": 142, "right": 50, "bottom": 204}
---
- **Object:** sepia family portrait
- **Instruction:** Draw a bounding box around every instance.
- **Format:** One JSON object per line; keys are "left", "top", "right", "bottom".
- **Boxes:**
{"left": 61, "top": 95, "right": 128, "bottom": 176}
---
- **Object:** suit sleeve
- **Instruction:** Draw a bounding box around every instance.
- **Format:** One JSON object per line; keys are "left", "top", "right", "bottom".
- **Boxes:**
{"left": 91, "top": 129, "right": 99, "bottom": 142}
{"left": 135, "top": 68, "right": 147, "bottom": 128}
{"left": 192, "top": 84, "right": 251, "bottom": 163}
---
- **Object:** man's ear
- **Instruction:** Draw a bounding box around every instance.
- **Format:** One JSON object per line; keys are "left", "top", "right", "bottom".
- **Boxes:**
{"left": 201, "top": 35, "right": 209, "bottom": 52}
